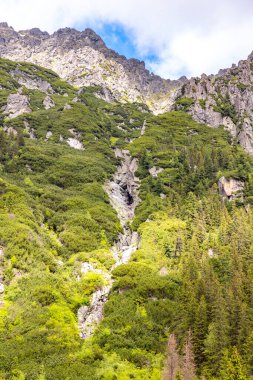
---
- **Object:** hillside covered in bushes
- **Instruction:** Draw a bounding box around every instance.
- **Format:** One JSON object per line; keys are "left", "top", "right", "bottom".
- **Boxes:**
{"left": 0, "top": 58, "right": 253, "bottom": 379}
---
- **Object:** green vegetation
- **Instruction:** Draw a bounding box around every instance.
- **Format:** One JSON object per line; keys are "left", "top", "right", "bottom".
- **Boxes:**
{"left": 199, "top": 98, "right": 206, "bottom": 110}
{"left": 129, "top": 111, "right": 253, "bottom": 228}
{"left": 237, "top": 82, "right": 248, "bottom": 93}
{"left": 212, "top": 93, "right": 238, "bottom": 123}
{"left": 175, "top": 97, "right": 195, "bottom": 111}
{"left": 0, "top": 58, "right": 253, "bottom": 379}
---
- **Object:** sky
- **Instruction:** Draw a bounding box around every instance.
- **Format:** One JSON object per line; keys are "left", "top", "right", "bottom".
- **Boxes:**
{"left": 0, "top": 0, "right": 253, "bottom": 79}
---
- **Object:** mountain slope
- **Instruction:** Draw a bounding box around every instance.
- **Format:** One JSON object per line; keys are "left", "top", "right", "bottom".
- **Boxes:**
{"left": 1, "top": 31, "right": 253, "bottom": 379}
{"left": 1, "top": 23, "right": 253, "bottom": 156}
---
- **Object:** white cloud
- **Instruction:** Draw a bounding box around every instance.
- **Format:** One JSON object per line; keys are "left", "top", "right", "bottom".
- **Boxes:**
{"left": 0, "top": 0, "right": 253, "bottom": 78}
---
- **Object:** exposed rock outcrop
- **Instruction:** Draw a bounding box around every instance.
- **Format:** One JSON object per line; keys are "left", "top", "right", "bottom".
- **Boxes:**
{"left": 11, "top": 69, "right": 54, "bottom": 93}
{"left": 149, "top": 166, "right": 164, "bottom": 178}
{"left": 66, "top": 138, "right": 84, "bottom": 150}
{"left": 3, "top": 92, "right": 31, "bottom": 118}
{"left": 3, "top": 126, "right": 18, "bottom": 136}
{"left": 43, "top": 95, "right": 55, "bottom": 110}
{"left": 45, "top": 131, "right": 53, "bottom": 140}
{"left": 176, "top": 55, "right": 253, "bottom": 154}
{"left": 218, "top": 176, "right": 245, "bottom": 200}
{"left": 66, "top": 129, "right": 84, "bottom": 150}
{"left": 105, "top": 148, "right": 140, "bottom": 225}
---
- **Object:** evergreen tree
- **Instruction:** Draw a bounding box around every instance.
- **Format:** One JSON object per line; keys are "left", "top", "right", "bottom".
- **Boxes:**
{"left": 193, "top": 296, "right": 208, "bottom": 367}
{"left": 219, "top": 347, "right": 247, "bottom": 380}
{"left": 227, "top": 247, "right": 245, "bottom": 347}
{"left": 204, "top": 288, "right": 229, "bottom": 374}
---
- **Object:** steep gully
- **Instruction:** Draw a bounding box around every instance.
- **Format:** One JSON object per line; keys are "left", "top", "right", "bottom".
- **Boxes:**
{"left": 78, "top": 145, "right": 141, "bottom": 338}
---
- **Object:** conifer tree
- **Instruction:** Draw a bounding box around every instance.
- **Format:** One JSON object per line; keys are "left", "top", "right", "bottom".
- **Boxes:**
{"left": 219, "top": 347, "right": 247, "bottom": 380}
{"left": 204, "top": 288, "right": 229, "bottom": 374}
{"left": 193, "top": 296, "right": 208, "bottom": 367}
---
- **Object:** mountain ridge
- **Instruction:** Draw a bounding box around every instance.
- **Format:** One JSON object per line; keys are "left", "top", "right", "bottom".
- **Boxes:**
{"left": 2, "top": 22, "right": 253, "bottom": 155}
{"left": 0, "top": 22, "right": 185, "bottom": 107}
{"left": 2, "top": 23, "right": 253, "bottom": 154}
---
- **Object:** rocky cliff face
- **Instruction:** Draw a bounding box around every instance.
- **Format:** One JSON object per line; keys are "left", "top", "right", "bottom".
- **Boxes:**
{"left": 1, "top": 22, "right": 253, "bottom": 154}
{"left": 218, "top": 176, "right": 245, "bottom": 201}
{"left": 0, "top": 22, "right": 184, "bottom": 107}
{"left": 175, "top": 55, "right": 253, "bottom": 154}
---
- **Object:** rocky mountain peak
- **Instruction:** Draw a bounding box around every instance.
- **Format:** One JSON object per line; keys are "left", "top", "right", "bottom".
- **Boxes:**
{"left": 0, "top": 22, "right": 18, "bottom": 42}
{"left": 174, "top": 51, "right": 253, "bottom": 154}
{"left": 51, "top": 27, "right": 107, "bottom": 50}
{"left": 52, "top": 27, "right": 78, "bottom": 36}
{"left": 80, "top": 28, "right": 106, "bottom": 48}
{"left": 2, "top": 23, "right": 253, "bottom": 154}
{"left": 0, "top": 23, "right": 182, "bottom": 110}
{"left": 247, "top": 50, "right": 253, "bottom": 61}
{"left": 0, "top": 22, "right": 10, "bottom": 28}
{"left": 19, "top": 27, "right": 49, "bottom": 38}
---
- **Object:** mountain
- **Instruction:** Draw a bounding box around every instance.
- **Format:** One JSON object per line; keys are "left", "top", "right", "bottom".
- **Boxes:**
{"left": 0, "top": 22, "right": 185, "bottom": 110}
{"left": 176, "top": 56, "right": 253, "bottom": 154}
{"left": 0, "top": 23, "right": 253, "bottom": 380}
{"left": 1, "top": 22, "right": 253, "bottom": 155}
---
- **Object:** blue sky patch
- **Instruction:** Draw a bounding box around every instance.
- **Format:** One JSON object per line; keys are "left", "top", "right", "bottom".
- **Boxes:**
{"left": 74, "top": 21, "right": 159, "bottom": 73}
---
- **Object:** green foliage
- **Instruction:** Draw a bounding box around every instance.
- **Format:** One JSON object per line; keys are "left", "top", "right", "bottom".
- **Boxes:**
{"left": 0, "top": 57, "right": 153, "bottom": 379}
{"left": 129, "top": 111, "right": 253, "bottom": 228}
{"left": 212, "top": 93, "right": 238, "bottom": 123}
{"left": 237, "top": 83, "right": 248, "bottom": 93}
{"left": 199, "top": 98, "right": 206, "bottom": 110}
{"left": 220, "top": 348, "right": 247, "bottom": 380}
{"left": 0, "top": 57, "right": 253, "bottom": 379}
{"left": 175, "top": 97, "right": 195, "bottom": 111}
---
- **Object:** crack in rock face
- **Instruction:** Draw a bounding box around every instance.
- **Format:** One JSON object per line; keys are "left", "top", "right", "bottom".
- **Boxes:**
{"left": 78, "top": 148, "right": 140, "bottom": 339}
{"left": 105, "top": 148, "right": 140, "bottom": 227}
{"left": 78, "top": 283, "right": 112, "bottom": 339}
{"left": 120, "top": 183, "right": 134, "bottom": 205}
